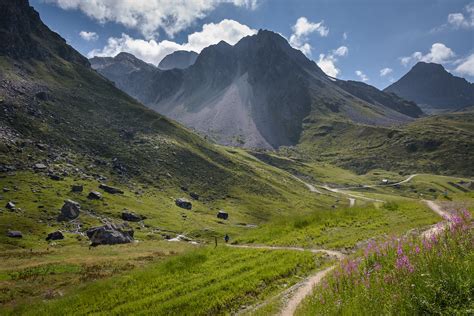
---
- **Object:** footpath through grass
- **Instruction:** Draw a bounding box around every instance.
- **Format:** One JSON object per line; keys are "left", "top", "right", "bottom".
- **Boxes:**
{"left": 7, "top": 246, "right": 331, "bottom": 316}
{"left": 297, "top": 209, "right": 474, "bottom": 315}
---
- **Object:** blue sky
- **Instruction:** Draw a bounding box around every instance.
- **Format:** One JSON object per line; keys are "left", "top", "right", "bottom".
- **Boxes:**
{"left": 31, "top": 0, "right": 474, "bottom": 89}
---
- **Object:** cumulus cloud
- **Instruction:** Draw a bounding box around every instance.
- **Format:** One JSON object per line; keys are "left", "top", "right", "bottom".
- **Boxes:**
{"left": 400, "top": 43, "right": 455, "bottom": 66}
{"left": 316, "top": 46, "right": 349, "bottom": 77}
{"left": 79, "top": 31, "right": 98, "bottom": 41}
{"left": 447, "top": 3, "right": 474, "bottom": 29}
{"left": 355, "top": 70, "right": 369, "bottom": 82}
{"left": 379, "top": 67, "right": 393, "bottom": 77}
{"left": 88, "top": 19, "right": 256, "bottom": 65}
{"left": 289, "top": 17, "right": 328, "bottom": 56}
{"left": 45, "top": 0, "right": 258, "bottom": 39}
{"left": 454, "top": 53, "right": 474, "bottom": 76}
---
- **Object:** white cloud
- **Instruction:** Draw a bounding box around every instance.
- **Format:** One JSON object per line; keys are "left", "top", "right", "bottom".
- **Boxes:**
{"left": 447, "top": 3, "right": 474, "bottom": 29}
{"left": 88, "top": 19, "right": 256, "bottom": 65}
{"left": 317, "top": 54, "right": 339, "bottom": 77}
{"left": 342, "top": 32, "right": 348, "bottom": 40}
{"left": 289, "top": 17, "right": 328, "bottom": 56}
{"left": 45, "top": 0, "right": 258, "bottom": 39}
{"left": 79, "top": 31, "right": 98, "bottom": 41}
{"left": 333, "top": 46, "right": 348, "bottom": 57}
{"left": 355, "top": 70, "right": 369, "bottom": 82}
{"left": 316, "top": 46, "right": 348, "bottom": 77}
{"left": 454, "top": 53, "right": 474, "bottom": 76}
{"left": 379, "top": 67, "right": 393, "bottom": 77}
{"left": 400, "top": 43, "right": 455, "bottom": 66}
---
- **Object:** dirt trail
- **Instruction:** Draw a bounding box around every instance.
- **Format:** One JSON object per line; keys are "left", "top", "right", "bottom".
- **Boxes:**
{"left": 421, "top": 200, "right": 451, "bottom": 239}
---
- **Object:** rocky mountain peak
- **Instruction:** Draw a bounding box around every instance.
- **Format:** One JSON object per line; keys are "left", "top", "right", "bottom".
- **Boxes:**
{"left": 0, "top": 0, "right": 89, "bottom": 66}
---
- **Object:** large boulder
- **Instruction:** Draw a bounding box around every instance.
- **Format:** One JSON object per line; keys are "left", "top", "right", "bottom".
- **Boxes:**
{"left": 7, "top": 230, "right": 22, "bottom": 238}
{"left": 86, "top": 223, "right": 134, "bottom": 246}
{"left": 88, "top": 191, "right": 102, "bottom": 200}
{"left": 33, "top": 163, "right": 47, "bottom": 170}
{"left": 121, "top": 211, "right": 145, "bottom": 222}
{"left": 5, "top": 201, "right": 15, "bottom": 210}
{"left": 175, "top": 198, "right": 192, "bottom": 210}
{"left": 71, "top": 184, "right": 83, "bottom": 193}
{"left": 99, "top": 184, "right": 124, "bottom": 194}
{"left": 217, "top": 210, "right": 229, "bottom": 220}
{"left": 46, "top": 231, "right": 64, "bottom": 241}
{"left": 58, "top": 199, "right": 80, "bottom": 221}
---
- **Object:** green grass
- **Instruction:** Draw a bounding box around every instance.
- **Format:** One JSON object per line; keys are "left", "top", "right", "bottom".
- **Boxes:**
{"left": 5, "top": 247, "right": 330, "bottom": 315}
{"left": 235, "top": 200, "right": 439, "bottom": 249}
{"left": 297, "top": 210, "right": 474, "bottom": 315}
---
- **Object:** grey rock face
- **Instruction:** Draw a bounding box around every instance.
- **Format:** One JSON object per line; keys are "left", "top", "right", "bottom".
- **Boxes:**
{"left": 86, "top": 223, "right": 134, "bottom": 246}
{"left": 99, "top": 184, "right": 124, "bottom": 194}
{"left": 158, "top": 50, "right": 198, "bottom": 70}
{"left": 121, "top": 211, "right": 145, "bottom": 222}
{"left": 58, "top": 199, "right": 80, "bottom": 221}
{"left": 217, "top": 210, "right": 228, "bottom": 220}
{"left": 6, "top": 201, "right": 15, "bottom": 210}
{"left": 7, "top": 230, "right": 22, "bottom": 238}
{"left": 175, "top": 198, "right": 192, "bottom": 210}
{"left": 88, "top": 191, "right": 102, "bottom": 200}
{"left": 385, "top": 62, "right": 474, "bottom": 113}
{"left": 46, "top": 231, "right": 64, "bottom": 241}
{"left": 71, "top": 184, "right": 83, "bottom": 193}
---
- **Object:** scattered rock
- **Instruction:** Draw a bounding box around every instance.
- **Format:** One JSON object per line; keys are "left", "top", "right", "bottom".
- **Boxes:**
{"left": 99, "top": 184, "right": 124, "bottom": 194}
{"left": 6, "top": 201, "right": 15, "bottom": 210}
{"left": 189, "top": 192, "right": 199, "bottom": 200}
{"left": 46, "top": 231, "right": 64, "bottom": 241}
{"left": 7, "top": 230, "right": 22, "bottom": 238}
{"left": 71, "top": 184, "right": 83, "bottom": 192}
{"left": 33, "top": 163, "right": 47, "bottom": 170}
{"left": 175, "top": 198, "right": 192, "bottom": 210}
{"left": 3, "top": 187, "right": 9, "bottom": 192}
{"left": 58, "top": 199, "right": 80, "bottom": 221}
{"left": 121, "top": 211, "right": 145, "bottom": 222}
{"left": 217, "top": 210, "right": 229, "bottom": 220}
{"left": 86, "top": 223, "right": 134, "bottom": 246}
{"left": 35, "top": 91, "right": 50, "bottom": 101}
{"left": 49, "top": 174, "right": 63, "bottom": 181}
{"left": 88, "top": 191, "right": 102, "bottom": 200}
{"left": 180, "top": 186, "right": 188, "bottom": 192}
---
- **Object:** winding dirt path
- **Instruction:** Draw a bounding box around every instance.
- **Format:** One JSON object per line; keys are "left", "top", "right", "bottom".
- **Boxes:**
{"left": 421, "top": 200, "right": 451, "bottom": 239}
{"left": 228, "top": 244, "right": 345, "bottom": 260}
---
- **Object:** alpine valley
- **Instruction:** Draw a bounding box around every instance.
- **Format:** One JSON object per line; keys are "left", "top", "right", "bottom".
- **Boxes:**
{"left": 0, "top": 1, "right": 473, "bottom": 315}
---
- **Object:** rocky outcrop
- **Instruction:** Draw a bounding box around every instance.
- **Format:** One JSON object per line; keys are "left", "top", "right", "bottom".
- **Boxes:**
{"left": 58, "top": 199, "right": 80, "bottom": 221}
{"left": 7, "top": 230, "right": 22, "bottom": 238}
{"left": 0, "top": 0, "right": 89, "bottom": 66}
{"left": 46, "top": 231, "right": 64, "bottom": 241}
{"left": 88, "top": 191, "right": 102, "bottom": 200}
{"left": 158, "top": 50, "right": 198, "bottom": 70}
{"left": 121, "top": 211, "right": 145, "bottom": 222}
{"left": 385, "top": 62, "right": 474, "bottom": 113}
{"left": 86, "top": 223, "right": 134, "bottom": 246}
{"left": 99, "top": 184, "right": 124, "bottom": 194}
{"left": 175, "top": 198, "right": 192, "bottom": 210}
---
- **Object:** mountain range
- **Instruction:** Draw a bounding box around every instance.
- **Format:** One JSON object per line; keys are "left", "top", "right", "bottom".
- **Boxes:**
{"left": 385, "top": 62, "right": 474, "bottom": 114}
{"left": 158, "top": 50, "right": 198, "bottom": 70}
{"left": 91, "top": 32, "right": 422, "bottom": 149}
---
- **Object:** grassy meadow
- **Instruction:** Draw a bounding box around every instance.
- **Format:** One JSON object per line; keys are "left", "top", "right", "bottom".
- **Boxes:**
{"left": 297, "top": 210, "right": 473, "bottom": 315}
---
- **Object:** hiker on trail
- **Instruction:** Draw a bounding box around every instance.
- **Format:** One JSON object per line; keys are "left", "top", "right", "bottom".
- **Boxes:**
{"left": 224, "top": 234, "right": 229, "bottom": 243}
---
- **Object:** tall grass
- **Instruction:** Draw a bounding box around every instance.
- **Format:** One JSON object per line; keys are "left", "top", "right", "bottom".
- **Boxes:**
{"left": 298, "top": 210, "right": 473, "bottom": 315}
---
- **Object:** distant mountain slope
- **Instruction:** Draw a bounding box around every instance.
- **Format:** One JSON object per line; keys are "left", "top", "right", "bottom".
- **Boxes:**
{"left": 158, "top": 50, "right": 198, "bottom": 70}
{"left": 385, "top": 62, "right": 474, "bottom": 113}
{"left": 91, "top": 31, "right": 422, "bottom": 149}
{"left": 293, "top": 108, "right": 474, "bottom": 176}
{"left": 0, "top": 0, "right": 295, "bottom": 198}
